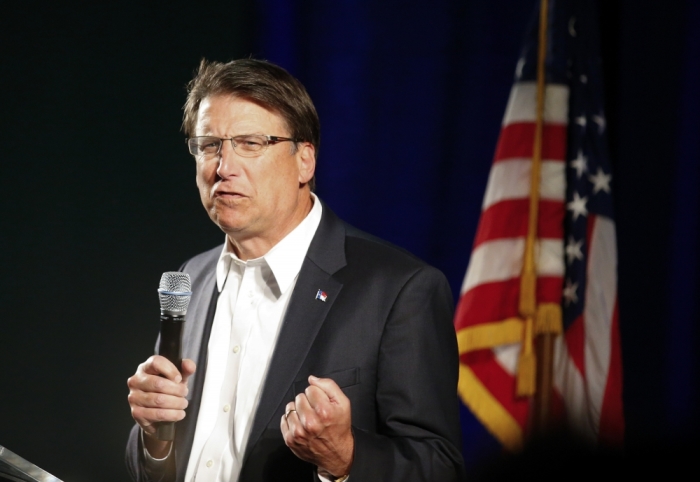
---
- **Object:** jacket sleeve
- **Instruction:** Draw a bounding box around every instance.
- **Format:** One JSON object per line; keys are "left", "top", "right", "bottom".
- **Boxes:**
{"left": 347, "top": 266, "right": 466, "bottom": 481}
{"left": 125, "top": 418, "right": 177, "bottom": 481}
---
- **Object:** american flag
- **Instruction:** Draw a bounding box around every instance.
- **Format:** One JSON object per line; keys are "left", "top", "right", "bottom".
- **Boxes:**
{"left": 454, "top": 0, "right": 624, "bottom": 450}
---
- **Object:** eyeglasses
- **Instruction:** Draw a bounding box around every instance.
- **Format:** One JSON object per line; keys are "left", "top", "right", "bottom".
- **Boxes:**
{"left": 186, "top": 135, "right": 301, "bottom": 158}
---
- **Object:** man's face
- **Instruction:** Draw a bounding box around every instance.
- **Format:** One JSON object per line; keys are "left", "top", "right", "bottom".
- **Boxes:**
{"left": 194, "top": 95, "right": 315, "bottom": 254}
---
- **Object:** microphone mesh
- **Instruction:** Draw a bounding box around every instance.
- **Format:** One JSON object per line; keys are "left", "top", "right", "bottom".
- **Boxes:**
{"left": 158, "top": 272, "right": 192, "bottom": 314}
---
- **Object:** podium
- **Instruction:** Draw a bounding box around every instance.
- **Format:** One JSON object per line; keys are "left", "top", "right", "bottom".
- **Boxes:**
{"left": 0, "top": 446, "right": 62, "bottom": 482}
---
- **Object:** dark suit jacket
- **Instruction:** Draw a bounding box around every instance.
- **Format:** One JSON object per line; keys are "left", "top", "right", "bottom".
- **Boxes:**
{"left": 126, "top": 204, "right": 465, "bottom": 481}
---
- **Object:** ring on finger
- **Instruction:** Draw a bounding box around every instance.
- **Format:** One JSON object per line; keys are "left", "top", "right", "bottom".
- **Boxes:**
{"left": 285, "top": 409, "right": 297, "bottom": 420}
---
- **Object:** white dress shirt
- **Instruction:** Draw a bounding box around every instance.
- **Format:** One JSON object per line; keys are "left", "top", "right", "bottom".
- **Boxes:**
{"left": 182, "top": 195, "right": 323, "bottom": 482}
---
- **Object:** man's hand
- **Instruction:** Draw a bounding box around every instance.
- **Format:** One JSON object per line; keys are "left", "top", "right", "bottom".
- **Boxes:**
{"left": 127, "top": 356, "right": 196, "bottom": 458}
{"left": 281, "top": 375, "right": 354, "bottom": 478}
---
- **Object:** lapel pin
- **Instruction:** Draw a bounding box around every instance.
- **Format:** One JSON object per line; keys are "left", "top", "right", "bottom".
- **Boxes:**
{"left": 315, "top": 289, "right": 328, "bottom": 302}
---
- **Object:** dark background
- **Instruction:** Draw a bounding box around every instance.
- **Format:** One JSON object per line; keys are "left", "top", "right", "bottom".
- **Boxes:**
{"left": 1, "top": 1, "right": 698, "bottom": 480}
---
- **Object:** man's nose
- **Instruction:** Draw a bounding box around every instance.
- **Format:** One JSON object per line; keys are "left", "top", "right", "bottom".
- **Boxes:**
{"left": 216, "top": 140, "right": 242, "bottom": 177}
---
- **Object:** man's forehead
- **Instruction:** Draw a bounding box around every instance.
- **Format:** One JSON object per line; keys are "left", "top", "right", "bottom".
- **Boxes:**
{"left": 198, "top": 94, "right": 279, "bottom": 115}
{"left": 196, "top": 95, "right": 288, "bottom": 132}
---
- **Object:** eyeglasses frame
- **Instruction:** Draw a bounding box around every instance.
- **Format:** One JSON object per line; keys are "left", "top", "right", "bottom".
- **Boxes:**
{"left": 186, "top": 134, "right": 303, "bottom": 158}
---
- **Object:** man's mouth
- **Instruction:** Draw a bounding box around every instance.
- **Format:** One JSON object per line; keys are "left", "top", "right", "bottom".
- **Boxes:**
{"left": 214, "top": 189, "right": 246, "bottom": 200}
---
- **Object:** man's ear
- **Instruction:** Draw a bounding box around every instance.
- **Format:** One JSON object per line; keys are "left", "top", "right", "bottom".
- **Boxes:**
{"left": 297, "top": 143, "right": 316, "bottom": 185}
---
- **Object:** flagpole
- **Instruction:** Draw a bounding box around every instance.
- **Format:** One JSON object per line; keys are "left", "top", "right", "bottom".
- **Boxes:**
{"left": 516, "top": 0, "right": 554, "bottom": 434}
{"left": 516, "top": 0, "right": 547, "bottom": 396}
{"left": 530, "top": 0, "right": 554, "bottom": 435}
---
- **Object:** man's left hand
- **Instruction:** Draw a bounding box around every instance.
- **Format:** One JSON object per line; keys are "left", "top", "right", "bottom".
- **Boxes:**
{"left": 281, "top": 375, "right": 354, "bottom": 478}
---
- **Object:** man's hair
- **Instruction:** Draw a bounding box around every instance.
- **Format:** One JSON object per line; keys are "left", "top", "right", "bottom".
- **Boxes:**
{"left": 183, "top": 58, "right": 320, "bottom": 190}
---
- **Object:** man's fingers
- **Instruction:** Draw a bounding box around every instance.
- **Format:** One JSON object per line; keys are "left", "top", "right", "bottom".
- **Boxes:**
{"left": 129, "top": 390, "right": 189, "bottom": 411}
{"left": 307, "top": 375, "right": 345, "bottom": 402}
{"left": 282, "top": 385, "right": 355, "bottom": 475}
{"left": 292, "top": 395, "right": 317, "bottom": 437}
{"left": 128, "top": 356, "right": 195, "bottom": 434}
{"left": 306, "top": 376, "right": 350, "bottom": 420}
{"left": 296, "top": 391, "right": 327, "bottom": 436}
{"left": 131, "top": 406, "right": 187, "bottom": 425}
{"left": 128, "top": 357, "right": 196, "bottom": 398}
{"left": 142, "top": 355, "right": 182, "bottom": 382}
{"left": 304, "top": 384, "right": 330, "bottom": 411}
{"left": 283, "top": 402, "right": 298, "bottom": 423}
{"left": 128, "top": 372, "right": 189, "bottom": 397}
{"left": 180, "top": 359, "right": 197, "bottom": 384}
{"left": 281, "top": 402, "right": 294, "bottom": 438}
{"left": 282, "top": 400, "right": 312, "bottom": 447}
{"left": 286, "top": 378, "right": 352, "bottom": 439}
{"left": 131, "top": 388, "right": 189, "bottom": 425}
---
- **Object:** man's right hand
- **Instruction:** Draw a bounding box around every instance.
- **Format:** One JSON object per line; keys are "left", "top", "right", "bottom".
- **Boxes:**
{"left": 127, "top": 356, "right": 196, "bottom": 458}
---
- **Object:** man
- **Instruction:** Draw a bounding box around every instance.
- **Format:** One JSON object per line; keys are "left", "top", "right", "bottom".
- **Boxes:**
{"left": 126, "top": 58, "right": 465, "bottom": 482}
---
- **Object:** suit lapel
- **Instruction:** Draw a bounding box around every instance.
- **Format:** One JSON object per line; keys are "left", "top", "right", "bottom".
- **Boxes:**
{"left": 175, "top": 256, "right": 219, "bottom": 481}
{"left": 181, "top": 268, "right": 217, "bottom": 378}
{"left": 243, "top": 204, "right": 347, "bottom": 461}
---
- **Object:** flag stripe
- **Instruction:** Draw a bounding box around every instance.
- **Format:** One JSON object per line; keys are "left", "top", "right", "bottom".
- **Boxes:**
{"left": 583, "top": 215, "right": 617, "bottom": 428}
{"left": 495, "top": 123, "right": 568, "bottom": 162}
{"left": 475, "top": 199, "right": 564, "bottom": 247}
{"left": 597, "top": 300, "right": 624, "bottom": 445}
{"left": 493, "top": 342, "right": 521, "bottom": 376}
{"left": 482, "top": 160, "right": 566, "bottom": 209}
{"left": 554, "top": 334, "right": 594, "bottom": 441}
{"left": 457, "top": 363, "right": 525, "bottom": 451}
{"left": 461, "top": 238, "right": 564, "bottom": 295}
{"left": 502, "top": 82, "right": 569, "bottom": 125}
{"left": 455, "top": 277, "right": 565, "bottom": 329}
{"left": 564, "top": 315, "right": 586, "bottom": 377}
{"left": 457, "top": 318, "right": 523, "bottom": 353}
{"left": 463, "top": 349, "right": 530, "bottom": 428}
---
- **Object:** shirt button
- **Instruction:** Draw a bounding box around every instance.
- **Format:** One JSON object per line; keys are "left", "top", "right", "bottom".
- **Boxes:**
{"left": 206, "top": 460, "right": 213, "bottom": 468}
{"left": 223, "top": 404, "right": 231, "bottom": 412}
{"left": 233, "top": 345, "right": 240, "bottom": 354}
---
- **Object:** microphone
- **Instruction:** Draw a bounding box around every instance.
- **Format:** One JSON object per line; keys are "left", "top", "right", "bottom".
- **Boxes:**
{"left": 154, "top": 271, "right": 192, "bottom": 441}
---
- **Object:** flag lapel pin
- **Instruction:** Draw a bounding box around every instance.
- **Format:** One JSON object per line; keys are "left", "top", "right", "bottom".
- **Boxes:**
{"left": 315, "top": 289, "right": 328, "bottom": 302}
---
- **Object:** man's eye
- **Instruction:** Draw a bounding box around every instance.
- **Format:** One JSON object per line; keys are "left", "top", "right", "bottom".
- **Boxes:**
{"left": 236, "top": 136, "right": 264, "bottom": 149}
{"left": 199, "top": 139, "right": 220, "bottom": 152}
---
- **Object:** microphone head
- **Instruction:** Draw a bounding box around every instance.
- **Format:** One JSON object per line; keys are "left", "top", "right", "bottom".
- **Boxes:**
{"left": 158, "top": 271, "right": 192, "bottom": 315}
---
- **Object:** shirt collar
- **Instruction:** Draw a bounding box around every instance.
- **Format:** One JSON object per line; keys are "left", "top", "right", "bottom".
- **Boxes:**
{"left": 215, "top": 193, "right": 323, "bottom": 294}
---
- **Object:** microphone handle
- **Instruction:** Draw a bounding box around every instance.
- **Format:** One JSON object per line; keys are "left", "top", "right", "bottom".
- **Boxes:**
{"left": 155, "top": 313, "right": 185, "bottom": 441}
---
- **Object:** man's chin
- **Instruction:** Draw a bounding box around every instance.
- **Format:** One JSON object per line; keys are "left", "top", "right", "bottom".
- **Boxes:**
{"left": 212, "top": 218, "right": 245, "bottom": 234}
{"left": 206, "top": 205, "right": 238, "bottom": 229}
{"left": 210, "top": 212, "right": 252, "bottom": 236}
